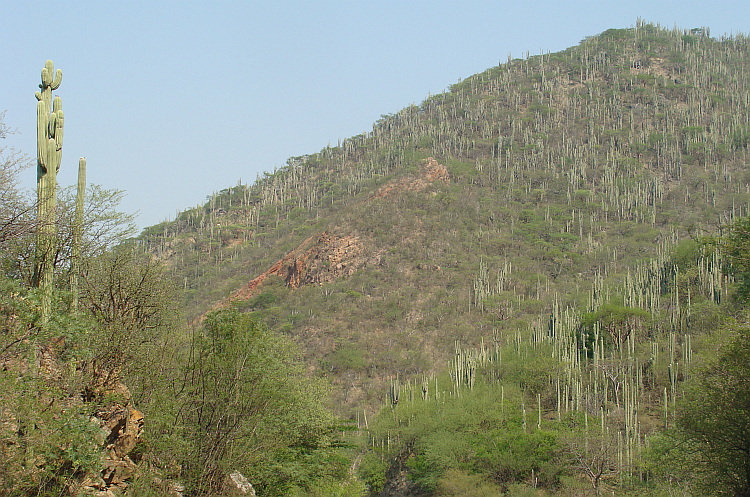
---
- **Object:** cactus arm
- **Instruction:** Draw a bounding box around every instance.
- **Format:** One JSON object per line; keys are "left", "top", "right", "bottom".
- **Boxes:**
{"left": 37, "top": 61, "right": 60, "bottom": 110}
{"left": 52, "top": 101, "right": 63, "bottom": 172}
{"left": 52, "top": 95, "right": 62, "bottom": 113}
{"left": 51, "top": 68, "right": 62, "bottom": 90}
{"left": 41, "top": 66, "right": 51, "bottom": 87}
{"left": 48, "top": 110, "right": 57, "bottom": 137}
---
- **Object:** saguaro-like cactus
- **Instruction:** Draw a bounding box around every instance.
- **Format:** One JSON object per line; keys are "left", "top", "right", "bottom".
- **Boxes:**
{"left": 71, "top": 157, "right": 86, "bottom": 311}
{"left": 33, "top": 60, "right": 63, "bottom": 323}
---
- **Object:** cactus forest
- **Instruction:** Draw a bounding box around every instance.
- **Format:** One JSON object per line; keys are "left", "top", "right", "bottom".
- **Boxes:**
{"left": 3, "top": 21, "right": 750, "bottom": 497}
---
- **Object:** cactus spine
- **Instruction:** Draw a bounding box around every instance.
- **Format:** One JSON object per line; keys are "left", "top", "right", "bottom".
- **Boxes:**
{"left": 70, "top": 157, "right": 86, "bottom": 311}
{"left": 33, "top": 60, "right": 63, "bottom": 324}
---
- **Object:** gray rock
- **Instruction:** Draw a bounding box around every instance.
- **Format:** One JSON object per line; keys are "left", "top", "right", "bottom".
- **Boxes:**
{"left": 226, "top": 471, "right": 256, "bottom": 496}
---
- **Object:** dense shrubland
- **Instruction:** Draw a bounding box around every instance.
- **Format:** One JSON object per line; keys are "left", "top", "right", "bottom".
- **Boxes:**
{"left": 0, "top": 112, "right": 360, "bottom": 496}
{"left": 359, "top": 224, "right": 750, "bottom": 495}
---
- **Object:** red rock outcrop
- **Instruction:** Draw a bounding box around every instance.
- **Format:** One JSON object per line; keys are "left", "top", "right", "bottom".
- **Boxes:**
{"left": 210, "top": 231, "right": 379, "bottom": 311}
{"left": 371, "top": 157, "right": 449, "bottom": 199}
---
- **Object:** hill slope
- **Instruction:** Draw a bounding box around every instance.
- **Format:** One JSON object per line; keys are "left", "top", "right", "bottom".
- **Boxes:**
{"left": 138, "top": 20, "right": 750, "bottom": 417}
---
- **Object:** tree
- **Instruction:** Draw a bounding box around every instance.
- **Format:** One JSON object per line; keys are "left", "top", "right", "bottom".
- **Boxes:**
{"left": 78, "top": 243, "right": 178, "bottom": 393}
{"left": 721, "top": 216, "right": 750, "bottom": 302}
{"left": 0, "top": 112, "right": 35, "bottom": 249}
{"left": 674, "top": 325, "right": 750, "bottom": 495}
{"left": 180, "top": 309, "right": 343, "bottom": 496}
{"left": 579, "top": 302, "right": 650, "bottom": 354}
{"left": 1, "top": 184, "right": 135, "bottom": 284}
{"left": 561, "top": 426, "right": 619, "bottom": 495}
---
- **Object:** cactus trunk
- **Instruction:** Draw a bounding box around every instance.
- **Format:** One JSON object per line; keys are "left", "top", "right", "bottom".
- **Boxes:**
{"left": 33, "top": 60, "right": 63, "bottom": 324}
{"left": 70, "top": 157, "right": 86, "bottom": 311}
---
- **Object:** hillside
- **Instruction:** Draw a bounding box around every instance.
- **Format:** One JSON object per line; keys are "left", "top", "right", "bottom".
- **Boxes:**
{"left": 133, "top": 21, "right": 750, "bottom": 494}
{"left": 139, "top": 19, "right": 747, "bottom": 402}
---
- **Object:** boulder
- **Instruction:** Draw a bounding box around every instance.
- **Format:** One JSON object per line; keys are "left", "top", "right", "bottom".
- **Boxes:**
{"left": 226, "top": 471, "right": 256, "bottom": 496}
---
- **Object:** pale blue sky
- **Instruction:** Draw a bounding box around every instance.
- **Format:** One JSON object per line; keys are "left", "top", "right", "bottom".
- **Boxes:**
{"left": 2, "top": 1, "right": 748, "bottom": 230}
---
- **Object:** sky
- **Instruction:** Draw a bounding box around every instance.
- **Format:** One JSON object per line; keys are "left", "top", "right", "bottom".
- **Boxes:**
{"left": 2, "top": 1, "right": 749, "bottom": 231}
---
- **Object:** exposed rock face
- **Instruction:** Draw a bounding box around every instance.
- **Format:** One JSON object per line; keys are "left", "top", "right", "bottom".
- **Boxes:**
{"left": 217, "top": 230, "right": 381, "bottom": 307}
{"left": 371, "top": 157, "right": 450, "bottom": 199}
{"left": 210, "top": 160, "right": 449, "bottom": 310}
{"left": 75, "top": 367, "right": 145, "bottom": 495}
{"left": 99, "top": 404, "right": 144, "bottom": 488}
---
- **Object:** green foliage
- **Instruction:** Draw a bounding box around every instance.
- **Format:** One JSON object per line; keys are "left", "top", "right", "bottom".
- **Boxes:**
{"left": 434, "top": 469, "right": 504, "bottom": 497}
{"left": 670, "top": 239, "right": 701, "bottom": 271}
{"left": 79, "top": 244, "right": 179, "bottom": 385}
{"left": 0, "top": 378, "right": 102, "bottom": 494}
{"left": 579, "top": 302, "right": 651, "bottom": 352}
{"left": 483, "top": 345, "right": 561, "bottom": 398}
{"left": 179, "top": 308, "right": 346, "bottom": 496}
{"left": 288, "top": 477, "right": 367, "bottom": 497}
{"left": 472, "top": 426, "right": 560, "bottom": 490}
{"left": 321, "top": 343, "right": 369, "bottom": 373}
{"left": 0, "top": 277, "right": 104, "bottom": 495}
{"left": 250, "top": 290, "right": 280, "bottom": 309}
{"left": 641, "top": 430, "right": 696, "bottom": 495}
{"left": 671, "top": 326, "right": 750, "bottom": 495}
{"left": 368, "top": 381, "right": 562, "bottom": 493}
{"left": 729, "top": 125, "right": 750, "bottom": 149}
{"left": 721, "top": 216, "right": 750, "bottom": 301}
{"left": 358, "top": 452, "right": 389, "bottom": 495}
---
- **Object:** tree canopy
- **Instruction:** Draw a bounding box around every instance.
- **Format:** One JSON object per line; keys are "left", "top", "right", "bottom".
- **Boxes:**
{"left": 674, "top": 326, "right": 750, "bottom": 495}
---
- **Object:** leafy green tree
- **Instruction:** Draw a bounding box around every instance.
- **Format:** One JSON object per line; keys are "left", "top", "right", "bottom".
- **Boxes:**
{"left": 0, "top": 112, "right": 35, "bottom": 249}
{"left": 673, "top": 326, "right": 750, "bottom": 495}
{"left": 78, "top": 244, "right": 178, "bottom": 397}
{"left": 368, "top": 381, "right": 562, "bottom": 494}
{"left": 358, "top": 452, "right": 389, "bottom": 495}
{"left": 670, "top": 238, "right": 701, "bottom": 271}
{"left": 579, "top": 302, "right": 650, "bottom": 354}
{"left": 472, "top": 425, "right": 560, "bottom": 491}
{"left": 434, "top": 469, "right": 504, "bottom": 496}
{"left": 641, "top": 430, "right": 697, "bottom": 495}
{"left": 721, "top": 216, "right": 750, "bottom": 302}
{"left": 180, "top": 309, "right": 345, "bottom": 496}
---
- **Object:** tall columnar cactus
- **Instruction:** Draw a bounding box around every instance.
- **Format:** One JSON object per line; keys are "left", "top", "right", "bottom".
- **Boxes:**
{"left": 71, "top": 157, "right": 86, "bottom": 311}
{"left": 33, "top": 60, "right": 63, "bottom": 324}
